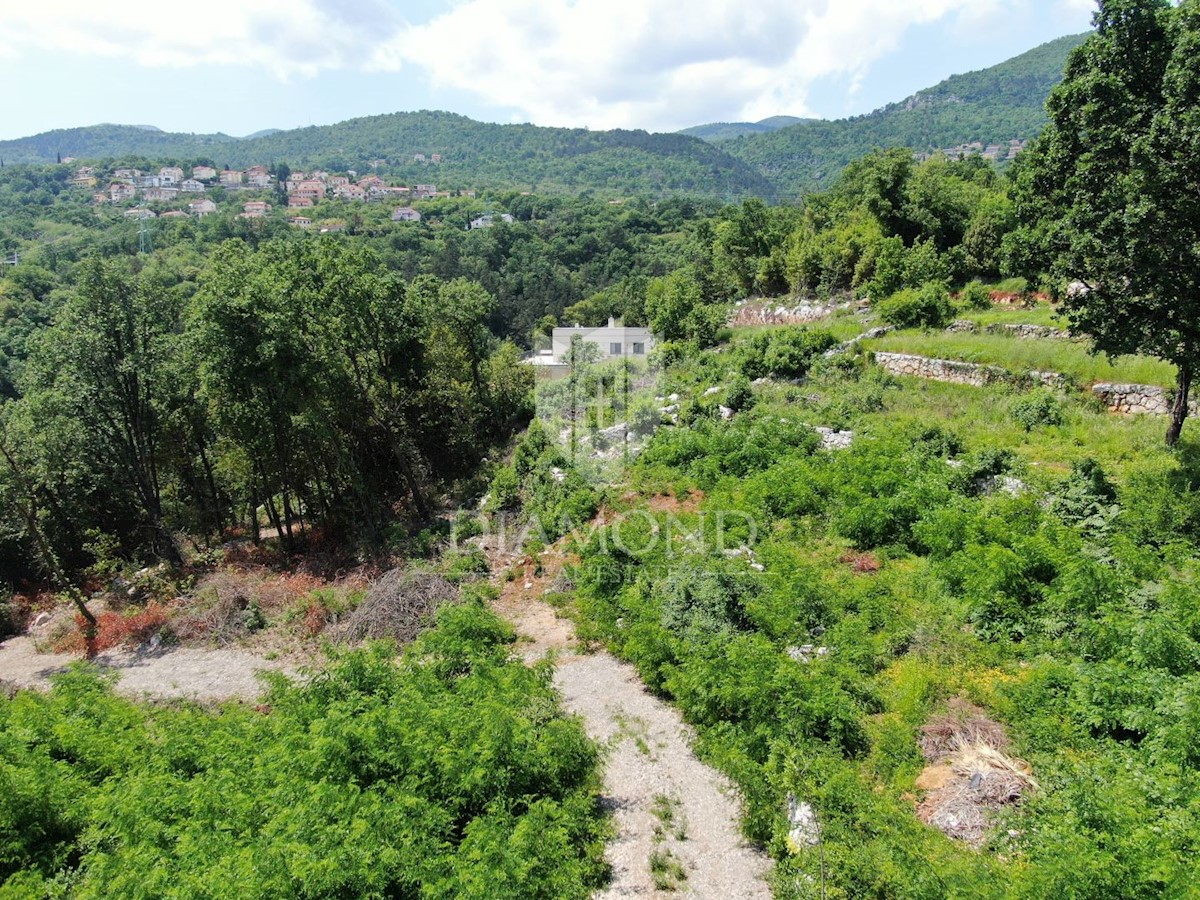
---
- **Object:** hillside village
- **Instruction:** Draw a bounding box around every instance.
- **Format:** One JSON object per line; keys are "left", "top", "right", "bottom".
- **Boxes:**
{"left": 71, "top": 162, "right": 483, "bottom": 229}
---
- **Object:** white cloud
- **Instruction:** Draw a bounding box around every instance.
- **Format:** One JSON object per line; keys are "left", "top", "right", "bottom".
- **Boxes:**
{"left": 3, "top": 0, "right": 1089, "bottom": 131}
{"left": 375, "top": 0, "right": 1012, "bottom": 130}
{"left": 4, "top": 0, "right": 402, "bottom": 79}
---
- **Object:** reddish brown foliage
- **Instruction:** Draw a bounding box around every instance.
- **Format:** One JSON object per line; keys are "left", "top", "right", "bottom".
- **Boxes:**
{"left": 56, "top": 602, "right": 171, "bottom": 655}
{"left": 839, "top": 551, "right": 881, "bottom": 573}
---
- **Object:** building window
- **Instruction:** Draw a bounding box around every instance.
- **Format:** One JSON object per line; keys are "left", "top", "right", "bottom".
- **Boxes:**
{"left": 632, "top": 342, "right": 645, "bottom": 355}
{"left": 610, "top": 342, "right": 623, "bottom": 356}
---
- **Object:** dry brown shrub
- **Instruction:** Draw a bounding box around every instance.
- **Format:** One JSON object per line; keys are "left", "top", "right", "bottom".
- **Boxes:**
{"left": 175, "top": 570, "right": 271, "bottom": 645}
{"left": 915, "top": 699, "right": 1036, "bottom": 846}
{"left": 838, "top": 551, "right": 881, "bottom": 574}
{"left": 920, "top": 696, "right": 1010, "bottom": 761}
{"left": 333, "top": 568, "right": 458, "bottom": 645}
{"left": 54, "top": 603, "right": 172, "bottom": 655}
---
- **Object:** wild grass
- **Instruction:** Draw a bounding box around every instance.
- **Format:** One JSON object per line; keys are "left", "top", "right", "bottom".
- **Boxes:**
{"left": 954, "top": 300, "right": 1067, "bottom": 328}
{"left": 864, "top": 330, "right": 1177, "bottom": 386}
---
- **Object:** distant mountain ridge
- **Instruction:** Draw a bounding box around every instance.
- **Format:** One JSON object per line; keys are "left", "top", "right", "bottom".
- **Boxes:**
{"left": 0, "top": 32, "right": 1087, "bottom": 200}
{"left": 716, "top": 32, "right": 1088, "bottom": 196}
{"left": 679, "top": 116, "right": 811, "bottom": 142}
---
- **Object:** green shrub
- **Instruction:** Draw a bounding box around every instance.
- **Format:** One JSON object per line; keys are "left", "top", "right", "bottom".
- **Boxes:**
{"left": 959, "top": 280, "right": 992, "bottom": 310}
{"left": 487, "top": 465, "right": 521, "bottom": 511}
{"left": 628, "top": 396, "right": 663, "bottom": 436}
{"left": 724, "top": 375, "right": 755, "bottom": 413}
{"left": 1011, "top": 389, "right": 1066, "bottom": 431}
{"left": 0, "top": 605, "right": 607, "bottom": 896}
{"left": 875, "top": 282, "right": 954, "bottom": 329}
{"left": 452, "top": 511, "right": 484, "bottom": 542}
{"left": 0, "top": 596, "right": 15, "bottom": 640}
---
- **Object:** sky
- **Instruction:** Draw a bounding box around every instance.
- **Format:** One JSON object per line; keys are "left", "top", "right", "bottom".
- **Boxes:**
{"left": 0, "top": 0, "right": 1095, "bottom": 141}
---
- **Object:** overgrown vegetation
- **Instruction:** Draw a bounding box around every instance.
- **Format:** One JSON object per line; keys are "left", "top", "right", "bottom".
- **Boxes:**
{"left": 0, "top": 601, "right": 609, "bottom": 898}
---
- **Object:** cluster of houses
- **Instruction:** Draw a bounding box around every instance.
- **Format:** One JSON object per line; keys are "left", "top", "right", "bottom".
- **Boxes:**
{"left": 74, "top": 162, "right": 481, "bottom": 227}
{"left": 87, "top": 164, "right": 227, "bottom": 205}
{"left": 914, "top": 139, "right": 1028, "bottom": 164}
{"left": 71, "top": 162, "right": 501, "bottom": 232}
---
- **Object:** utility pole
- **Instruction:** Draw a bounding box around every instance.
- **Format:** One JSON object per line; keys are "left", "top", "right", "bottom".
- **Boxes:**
{"left": 138, "top": 215, "right": 152, "bottom": 254}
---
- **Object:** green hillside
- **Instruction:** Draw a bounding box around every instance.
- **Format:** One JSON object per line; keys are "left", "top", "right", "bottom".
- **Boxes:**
{"left": 0, "top": 34, "right": 1085, "bottom": 201}
{"left": 679, "top": 116, "right": 811, "bottom": 142}
{"left": 0, "top": 111, "right": 774, "bottom": 200}
{"left": 721, "top": 33, "right": 1088, "bottom": 197}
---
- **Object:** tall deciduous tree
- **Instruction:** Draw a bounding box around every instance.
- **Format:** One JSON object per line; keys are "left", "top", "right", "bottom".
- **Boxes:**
{"left": 25, "top": 258, "right": 184, "bottom": 564}
{"left": 1011, "top": 0, "right": 1200, "bottom": 445}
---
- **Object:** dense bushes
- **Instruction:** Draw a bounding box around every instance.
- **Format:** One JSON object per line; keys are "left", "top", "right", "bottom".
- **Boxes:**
{"left": 0, "top": 602, "right": 607, "bottom": 898}
{"left": 567, "top": 366, "right": 1200, "bottom": 897}
{"left": 736, "top": 327, "right": 838, "bottom": 381}
{"left": 875, "top": 282, "right": 955, "bottom": 329}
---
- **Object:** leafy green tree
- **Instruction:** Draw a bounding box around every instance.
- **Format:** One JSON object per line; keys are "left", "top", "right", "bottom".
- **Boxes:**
{"left": 1012, "top": 0, "right": 1200, "bottom": 445}
{"left": 23, "top": 258, "right": 184, "bottom": 565}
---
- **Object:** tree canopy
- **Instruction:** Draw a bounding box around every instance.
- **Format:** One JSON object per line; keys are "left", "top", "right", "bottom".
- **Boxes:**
{"left": 1011, "top": 0, "right": 1200, "bottom": 444}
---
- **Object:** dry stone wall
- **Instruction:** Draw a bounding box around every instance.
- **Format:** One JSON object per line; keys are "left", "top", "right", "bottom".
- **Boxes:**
{"left": 874, "top": 352, "right": 1010, "bottom": 387}
{"left": 874, "top": 352, "right": 1069, "bottom": 390}
{"left": 1092, "top": 382, "right": 1196, "bottom": 416}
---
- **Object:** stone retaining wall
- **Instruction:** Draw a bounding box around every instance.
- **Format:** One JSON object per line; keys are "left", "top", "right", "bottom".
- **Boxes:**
{"left": 874, "top": 352, "right": 1012, "bottom": 387}
{"left": 874, "top": 354, "right": 1188, "bottom": 418}
{"left": 875, "top": 352, "right": 1069, "bottom": 389}
{"left": 1092, "top": 382, "right": 1195, "bottom": 416}
{"left": 987, "top": 324, "right": 1074, "bottom": 340}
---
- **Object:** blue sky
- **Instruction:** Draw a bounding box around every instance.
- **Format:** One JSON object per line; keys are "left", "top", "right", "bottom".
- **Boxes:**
{"left": 0, "top": 0, "right": 1094, "bottom": 141}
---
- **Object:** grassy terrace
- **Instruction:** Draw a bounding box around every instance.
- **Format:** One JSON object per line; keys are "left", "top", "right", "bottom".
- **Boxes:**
{"left": 863, "top": 330, "right": 1177, "bottom": 387}
{"left": 790, "top": 374, "right": 1170, "bottom": 479}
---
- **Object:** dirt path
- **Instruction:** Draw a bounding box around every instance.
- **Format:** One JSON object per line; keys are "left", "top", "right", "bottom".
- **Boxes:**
{"left": 0, "top": 635, "right": 294, "bottom": 701}
{"left": 488, "top": 541, "right": 773, "bottom": 898}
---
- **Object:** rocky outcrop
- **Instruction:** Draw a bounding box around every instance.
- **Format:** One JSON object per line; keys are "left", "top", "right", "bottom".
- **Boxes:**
{"left": 813, "top": 426, "right": 854, "bottom": 450}
{"left": 729, "top": 299, "right": 851, "bottom": 327}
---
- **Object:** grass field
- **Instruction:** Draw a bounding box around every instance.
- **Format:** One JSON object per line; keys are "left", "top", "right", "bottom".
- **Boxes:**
{"left": 864, "top": 330, "right": 1177, "bottom": 386}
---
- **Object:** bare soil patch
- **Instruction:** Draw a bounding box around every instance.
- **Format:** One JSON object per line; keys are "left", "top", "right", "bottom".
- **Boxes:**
{"left": 0, "top": 634, "right": 295, "bottom": 701}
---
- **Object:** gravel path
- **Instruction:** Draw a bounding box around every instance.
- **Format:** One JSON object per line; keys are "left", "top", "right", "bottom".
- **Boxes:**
{"left": 490, "top": 544, "right": 773, "bottom": 898}
{"left": 0, "top": 635, "right": 294, "bottom": 701}
{"left": 558, "top": 652, "right": 773, "bottom": 898}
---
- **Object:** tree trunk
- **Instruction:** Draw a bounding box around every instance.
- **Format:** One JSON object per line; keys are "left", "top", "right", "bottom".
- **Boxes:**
{"left": 0, "top": 437, "right": 98, "bottom": 655}
{"left": 1167, "top": 365, "right": 1192, "bottom": 447}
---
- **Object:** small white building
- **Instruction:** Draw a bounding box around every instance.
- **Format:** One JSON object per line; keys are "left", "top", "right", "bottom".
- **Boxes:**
{"left": 159, "top": 166, "right": 184, "bottom": 185}
{"left": 469, "top": 213, "right": 515, "bottom": 230}
{"left": 551, "top": 319, "right": 654, "bottom": 363}
{"left": 391, "top": 206, "right": 422, "bottom": 222}
{"left": 528, "top": 319, "right": 656, "bottom": 378}
{"left": 179, "top": 179, "right": 206, "bottom": 193}
{"left": 192, "top": 165, "right": 218, "bottom": 181}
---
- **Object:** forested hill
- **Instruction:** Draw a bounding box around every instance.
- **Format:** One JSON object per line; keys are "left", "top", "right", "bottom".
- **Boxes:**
{"left": 718, "top": 32, "right": 1088, "bottom": 197}
{"left": 0, "top": 33, "right": 1084, "bottom": 200}
{"left": 0, "top": 124, "right": 243, "bottom": 164}
{"left": 679, "top": 116, "right": 811, "bottom": 142}
{"left": 0, "top": 112, "right": 774, "bottom": 200}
